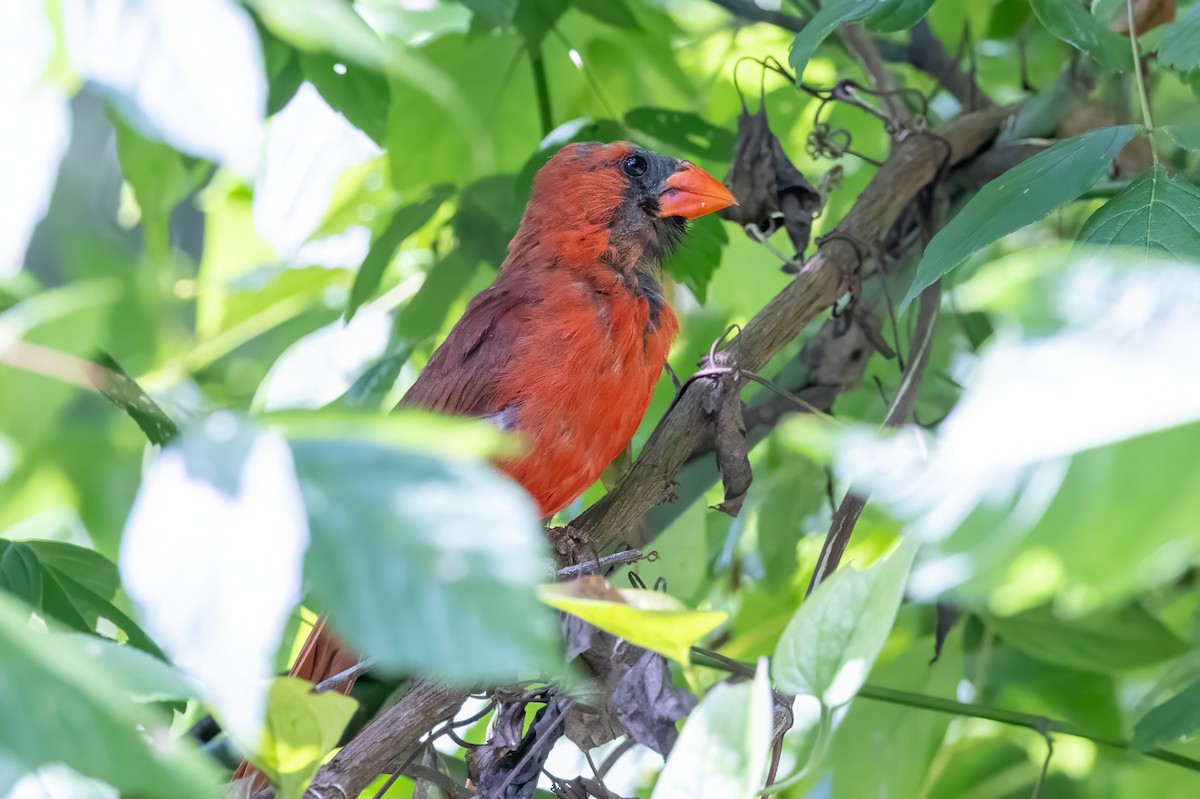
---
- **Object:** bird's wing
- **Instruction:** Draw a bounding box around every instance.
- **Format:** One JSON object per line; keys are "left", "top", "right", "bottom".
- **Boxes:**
{"left": 398, "top": 284, "right": 529, "bottom": 419}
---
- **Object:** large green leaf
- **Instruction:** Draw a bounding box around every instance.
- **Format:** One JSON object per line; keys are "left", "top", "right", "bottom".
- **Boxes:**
{"left": 121, "top": 417, "right": 310, "bottom": 743}
{"left": 300, "top": 51, "right": 391, "bottom": 145}
{"left": 832, "top": 250, "right": 1200, "bottom": 611}
{"left": 110, "top": 113, "right": 192, "bottom": 262}
{"left": 904, "top": 125, "right": 1137, "bottom": 307}
{"left": 537, "top": 584, "right": 725, "bottom": 664}
{"left": 1030, "top": 0, "right": 1133, "bottom": 71}
{"left": 624, "top": 107, "right": 735, "bottom": 162}
{"left": 0, "top": 593, "right": 220, "bottom": 798}
{"left": 1158, "top": 1, "right": 1200, "bottom": 72}
{"left": 652, "top": 661, "right": 772, "bottom": 799}
{"left": 1078, "top": 165, "right": 1200, "bottom": 261}
{"left": 989, "top": 604, "right": 1189, "bottom": 674}
{"left": 289, "top": 437, "right": 561, "bottom": 683}
{"left": 772, "top": 540, "right": 916, "bottom": 706}
{"left": 789, "top": 0, "right": 883, "bottom": 78}
{"left": 249, "top": 677, "right": 358, "bottom": 799}
{"left": 345, "top": 186, "right": 454, "bottom": 321}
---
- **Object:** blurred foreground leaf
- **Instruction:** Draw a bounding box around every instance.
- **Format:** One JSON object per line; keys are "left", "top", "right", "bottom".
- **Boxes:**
{"left": 249, "top": 677, "right": 357, "bottom": 799}
{"left": 0, "top": 592, "right": 220, "bottom": 798}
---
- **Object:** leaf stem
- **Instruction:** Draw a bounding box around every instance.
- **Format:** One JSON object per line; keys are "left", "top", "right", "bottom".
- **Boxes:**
{"left": 858, "top": 685, "right": 1200, "bottom": 773}
{"left": 691, "top": 648, "right": 1200, "bottom": 775}
{"left": 529, "top": 42, "right": 553, "bottom": 138}
{"left": 1127, "top": 0, "right": 1159, "bottom": 164}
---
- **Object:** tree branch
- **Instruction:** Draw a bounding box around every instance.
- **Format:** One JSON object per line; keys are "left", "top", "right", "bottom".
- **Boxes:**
{"left": 573, "top": 105, "right": 1011, "bottom": 556}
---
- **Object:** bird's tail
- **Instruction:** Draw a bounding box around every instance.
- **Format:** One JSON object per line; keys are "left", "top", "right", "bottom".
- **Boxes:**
{"left": 229, "top": 618, "right": 361, "bottom": 792}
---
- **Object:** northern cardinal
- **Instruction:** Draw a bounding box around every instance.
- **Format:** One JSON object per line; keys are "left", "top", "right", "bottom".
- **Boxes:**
{"left": 232, "top": 142, "right": 735, "bottom": 788}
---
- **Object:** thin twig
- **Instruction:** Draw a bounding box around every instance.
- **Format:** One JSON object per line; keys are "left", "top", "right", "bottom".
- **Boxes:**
{"left": 806, "top": 283, "right": 940, "bottom": 595}
{"left": 314, "top": 658, "right": 376, "bottom": 694}
{"left": 529, "top": 42, "right": 553, "bottom": 138}
{"left": 555, "top": 549, "right": 654, "bottom": 579}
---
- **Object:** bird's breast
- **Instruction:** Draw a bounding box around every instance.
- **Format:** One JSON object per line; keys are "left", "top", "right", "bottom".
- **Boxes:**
{"left": 492, "top": 268, "right": 678, "bottom": 517}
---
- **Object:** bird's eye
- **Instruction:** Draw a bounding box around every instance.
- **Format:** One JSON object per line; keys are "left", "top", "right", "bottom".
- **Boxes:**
{"left": 621, "top": 154, "right": 648, "bottom": 177}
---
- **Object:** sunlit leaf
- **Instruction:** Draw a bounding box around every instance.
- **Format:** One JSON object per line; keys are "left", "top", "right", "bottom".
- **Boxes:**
{"left": 256, "top": 305, "right": 391, "bottom": 411}
{"left": 537, "top": 583, "right": 726, "bottom": 664}
{"left": 0, "top": 0, "right": 68, "bottom": 277}
{"left": 625, "top": 107, "right": 735, "bottom": 161}
{"left": 652, "top": 660, "right": 772, "bottom": 799}
{"left": 773, "top": 540, "right": 916, "bottom": 706}
{"left": 572, "top": 0, "right": 639, "bottom": 29}
{"left": 121, "top": 416, "right": 309, "bottom": 743}
{"left": 1078, "top": 165, "right": 1200, "bottom": 261}
{"left": 835, "top": 251, "right": 1200, "bottom": 610}
{"left": 249, "top": 677, "right": 357, "bottom": 799}
{"left": 64, "top": 0, "right": 266, "bottom": 174}
{"left": 1031, "top": 0, "right": 1133, "bottom": 71}
{"left": 904, "top": 125, "right": 1137, "bottom": 307}
{"left": 0, "top": 592, "right": 220, "bottom": 798}
{"left": 254, "top": 83, "right": 381, "bottom": 258}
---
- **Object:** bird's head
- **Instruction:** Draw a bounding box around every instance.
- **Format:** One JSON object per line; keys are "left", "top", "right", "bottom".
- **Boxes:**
{"left": 512, "top": 141, "right": 737, "bottom": 271}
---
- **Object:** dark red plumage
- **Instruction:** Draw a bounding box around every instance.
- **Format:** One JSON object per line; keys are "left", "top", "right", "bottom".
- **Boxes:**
{"left": 232, "top": 142, "right": 734, "bottom": 790}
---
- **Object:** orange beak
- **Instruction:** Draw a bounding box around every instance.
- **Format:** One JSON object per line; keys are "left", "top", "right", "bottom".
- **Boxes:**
{"left": 658, "top": 162, "right": 737, "bottom": 219}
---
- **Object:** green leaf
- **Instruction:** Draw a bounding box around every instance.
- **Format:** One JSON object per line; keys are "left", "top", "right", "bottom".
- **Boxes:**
{"left": 1163, "top": 123, "right": 1200, "bottom": 153}
{"left": 988, "top": 604, "right": 1189, "bottom": 674}
{"left": 624, "top": 107, "right": 735, "bottom": 161}
{"left": 250, "top": 677, "right": 358, "bottom": 799}
{"left": 110, "top": 113, "right": 192, "bottom": 262}
{"left": 0, "top": 593, "right": 220, "bottom": 798}
{"left": 839, "top": 250, "right": 1200, "bottom": 610}
{"left": 346, "top": 186, "right": 454, "bottom": 320}
{"left": 866, "top": 0, "right": 936, "bottom": 33}
{"left": 1158, "top": 1, "right": 1200, "bottom": 72}
{"left": 663, "top": 213, "right": 728, "bottom": 304}
{"left": 122, "top": 418, "right": 310, "bottom": 742}
{"left": 829, "top": 629, "right": 963, "bottom": 799}
{"left": 571, "top": 0, "right": 639, "bottom": 29}
{"left": 652, "top": 660, "right": 772, "bottom": 799}
{"left": 904, "top": 125, "right": 1137, "bottom": 307}
{"left": 1133, "top": 680, "right": 1200, "bottom": 751}
{"left": 1030, "top": 0, "right": 1133, "bottom": 71}
{"left": 66, "top": 0, "right": 266, "bottom": 173}
{"left": 60, "top": 633, "right": 196, "bottom": 703}
{"left": 300, "top": 52, "right": 391, "bottom": 145}
{"left": 514, "top": 0, "right": 568, "bottom": 46}
{"left": 248, "top": 0, "right": 389, "bottom": 72}
{"left": 789, "top": 0, "right": 882, "bottom": 78}
{"left": 290, "top": 437, "right": 561, "bottom": 683}
{"left": 0, "top": 540, "right": 160, "bottom": 653}
{"left": 536, "top": 585, "right": 726, "bottom": 665}
{"left": 458, "top": 0, "right": 518, "bottom": 29}
{"left": 93, "top": 351, "right": 179, "bottom": 446}
{"left": 1078, "top": 166, "right": 1200, "bottom": 261}
{"left": 772, "top": 540, "right": 916, "bottom": 706}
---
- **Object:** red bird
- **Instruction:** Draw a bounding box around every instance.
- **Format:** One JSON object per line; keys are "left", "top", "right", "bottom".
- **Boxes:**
{"left": 233, "top": 142, "right": 734, "bottom": 787}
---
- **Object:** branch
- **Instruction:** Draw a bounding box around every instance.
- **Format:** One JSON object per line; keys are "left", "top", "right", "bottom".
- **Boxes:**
{"left": 573, "top": 105, "right": 1012, "bottom": 556}
{"left": 303, "top": 680, "right": 468, "bottom": 799}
